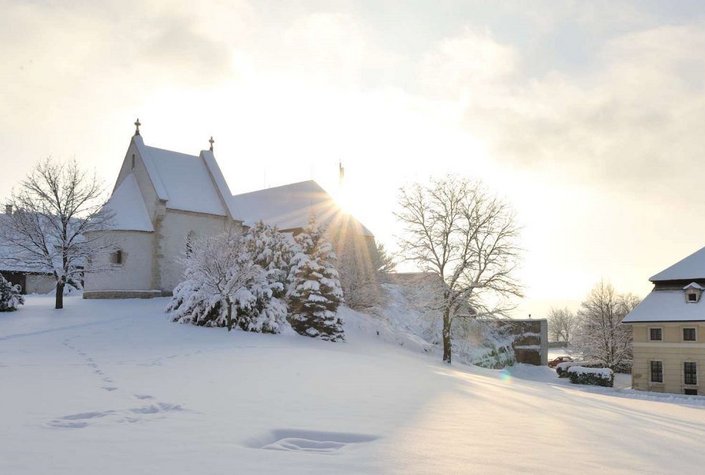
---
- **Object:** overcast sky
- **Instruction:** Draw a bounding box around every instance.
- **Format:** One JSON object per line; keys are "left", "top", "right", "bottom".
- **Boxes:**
{"left": 2, "top": 0, "right": 705, "bottom": 316}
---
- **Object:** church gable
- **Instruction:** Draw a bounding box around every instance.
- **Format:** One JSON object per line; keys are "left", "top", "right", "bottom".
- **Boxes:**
{"left": 112, "top": 122, "right": 234, "bottom": 219}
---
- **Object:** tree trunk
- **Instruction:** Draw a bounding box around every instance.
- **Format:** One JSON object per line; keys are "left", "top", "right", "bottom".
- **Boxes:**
{"left": 226, "top": 301, "right": 233, "bottom": 332}
{"left": 55, "top": 279, "right": 65, "bottom": 310}
{"left": 442, "top": 308, "right": 452, "bottom": 364}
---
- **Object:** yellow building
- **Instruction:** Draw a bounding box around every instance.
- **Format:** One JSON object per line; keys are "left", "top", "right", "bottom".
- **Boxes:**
{"left": 624, "top": 247, "right": 705, "bottom": 395}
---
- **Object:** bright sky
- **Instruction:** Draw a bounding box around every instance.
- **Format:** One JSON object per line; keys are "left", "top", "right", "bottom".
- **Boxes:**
{"left": 2, "top": 0, "right": 705, "bottom": 317}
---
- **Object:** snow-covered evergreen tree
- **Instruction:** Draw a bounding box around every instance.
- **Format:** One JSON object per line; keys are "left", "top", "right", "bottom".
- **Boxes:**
{"left": 288, "top": 217, "right": 344, "bottom": 341}
{"left": 237, "top": 222, "right": 293, "bottom": 333}
{"left": 0, "top": 274, "right": 24, "bottom": 312}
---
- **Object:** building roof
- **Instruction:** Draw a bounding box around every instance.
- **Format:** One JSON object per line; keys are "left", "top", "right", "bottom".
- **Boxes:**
{"left": 105, "top": 174, "right": 153, "bottom": 232}
{"left": 623, "top": 289, "right": 705, "bottom": 323}
{"left": 142, "top": 144, "right": 228, "bottom": 216}
{"left": 0, "top": 215, "right": 51, "bottom": 273}
{"left": 650, "top": 245, "right": 705, "bottom": 282}
{"left": 230, "top": 180, "right": 373, "bottom": 236}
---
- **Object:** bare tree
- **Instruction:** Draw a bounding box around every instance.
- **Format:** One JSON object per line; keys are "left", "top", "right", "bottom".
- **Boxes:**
{"left": 396, "top": 176, "right": 522, "bottom": 363}
{"left": 548, "top": 307, "right": 577, "bottom": 344}
{"left": 574, "top": 280, "right": 639, "bottom": 370}
{"left": 338, "top": 239, "right": 397, "bottom": 310}
{"left": 0, "top": 159, "right": 112, "bottom": 309}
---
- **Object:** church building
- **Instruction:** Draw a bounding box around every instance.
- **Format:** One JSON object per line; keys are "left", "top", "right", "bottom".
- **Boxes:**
{"left": 84, "top": 121, "right": 375, "bottom": 299}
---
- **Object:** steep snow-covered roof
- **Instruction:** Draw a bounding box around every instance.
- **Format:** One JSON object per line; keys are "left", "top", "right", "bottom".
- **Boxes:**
{"left": 142, "top": 145, "right": 227, "bottom": 216}
{"left": 623, "top": 289, "right": 705, "bottom": 323}
{"left": 230, "top": 180, "right": 373, "bottom": 236}
{"left": 105, "top": 174, "right": 153, "bottom": 232}
{"left": 650, "top": 246, "right": 705, "bottom": 282}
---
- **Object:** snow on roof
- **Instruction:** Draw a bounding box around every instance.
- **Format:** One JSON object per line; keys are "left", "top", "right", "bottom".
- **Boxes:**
{"left": 230, "top": 180, "right": 373, "bottom": 236}
{"left": 650, "top": 245, "right": 705, "bottom": 282}
{"left": 0, "top": 215, "right": 50, "bottom": 273}
{"left": 144, "top": 145, "right": 227, "bottom": 216}
{"left": 623, "top": 289, "right": 705, "bottom": 323}
{"left": 200, "top": 150, "right": 239, "bottom": 219}
{"left": 105, "top": 174, "right": 153, "bottom": 232}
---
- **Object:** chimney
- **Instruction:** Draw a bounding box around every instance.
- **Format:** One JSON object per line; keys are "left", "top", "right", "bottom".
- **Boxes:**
{"left": 5, "top": 204, "right": 12, "bottom": 215}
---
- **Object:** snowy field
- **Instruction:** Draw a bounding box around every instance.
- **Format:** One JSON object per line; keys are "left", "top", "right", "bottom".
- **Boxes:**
{"left": 2, "top": 297, "right": 705, "bottom": 474}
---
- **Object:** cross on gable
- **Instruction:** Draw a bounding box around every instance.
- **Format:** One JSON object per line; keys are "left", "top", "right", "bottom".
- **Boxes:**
{"left": 134, "top": 118, "right": 141, "bottom": 136}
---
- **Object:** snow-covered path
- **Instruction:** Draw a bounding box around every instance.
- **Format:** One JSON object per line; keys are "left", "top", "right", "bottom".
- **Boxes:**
{"left": 1, "top": 297, "right": 705, "bottom": 474}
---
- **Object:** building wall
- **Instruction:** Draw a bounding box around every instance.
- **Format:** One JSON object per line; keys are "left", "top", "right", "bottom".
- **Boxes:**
{"left": 156, "top": 209, "right": 240, "bottom": 292}
{"left": 25, "top": 274, "right": 56, "bottom": 294}
{"left": 84, "top": 231, "right": 155, "bottom": 291}
{"left": 631, "top": 322, "right": 705, "bottom": 394}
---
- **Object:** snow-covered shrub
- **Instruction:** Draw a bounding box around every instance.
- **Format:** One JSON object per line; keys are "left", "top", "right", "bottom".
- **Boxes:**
{"left": 567, "top": 366, "right": 614, "bottom": 387}
{"left": 168, "top": 230, "right": 267, "bottom": 332}
{"left": 555, "top": 361, "right": 575, "bottom": 377}
{"left": 288, "top": 217, "right": 344, "bottom": 341}
{"left": 0, "top": 274, "right": 24, "bottom": 312}
{"left": 168, "top": 225, "right": 294, "bottom": 334}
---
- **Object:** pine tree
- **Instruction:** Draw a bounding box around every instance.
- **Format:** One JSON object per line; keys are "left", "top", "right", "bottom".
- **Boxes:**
{"left": 0, "top": 274, "right": 24, "bottom": 312}
{"left": 288, "top": 217, "right": 344, "bottom": 341}
{"left": 237, "top": 222, "right": 293, "bottom": 333}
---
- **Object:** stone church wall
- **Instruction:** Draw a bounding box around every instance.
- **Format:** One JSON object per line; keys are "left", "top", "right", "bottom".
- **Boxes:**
{"left": 157, "top": 210, "right": 240, "bottom": 292}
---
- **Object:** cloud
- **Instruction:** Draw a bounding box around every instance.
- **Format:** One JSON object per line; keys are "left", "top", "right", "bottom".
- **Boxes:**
{"left": 420, "top": 22, "right": 705, "bottom": 200}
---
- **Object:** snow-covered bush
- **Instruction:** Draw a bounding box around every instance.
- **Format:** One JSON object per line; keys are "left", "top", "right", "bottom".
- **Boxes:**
{"left": 556, "top": 360, "right": 604, "bottom": 377}
{"left": 567, "top": 366, "right": 614, "bottom": 387}
{"left": 168, "top": 225, "right": 293, "bottom": 334}
{"left": 0, "top": 274, "right": 24, "bottom": 312}
{"left": 288, "top": 217, "right": 344, "bottom": 341}
{"left": 168, "top": 230, "right": 274, "bottom": 332}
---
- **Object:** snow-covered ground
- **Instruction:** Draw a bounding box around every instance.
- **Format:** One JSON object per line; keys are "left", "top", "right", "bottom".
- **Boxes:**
{"left": 2, "top": 297, "right": 705, "bottom": 474}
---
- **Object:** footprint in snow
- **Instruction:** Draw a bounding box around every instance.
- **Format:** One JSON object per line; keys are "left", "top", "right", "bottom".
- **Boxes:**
{"left": 245, "top": 429, "right": 379, "bottom": 454}
{"left": 47, "top": 403, "right": 186, "bottom": 429}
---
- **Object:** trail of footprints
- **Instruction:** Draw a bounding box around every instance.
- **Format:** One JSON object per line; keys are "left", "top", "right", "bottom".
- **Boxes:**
{"left": 48, "top": 339, "right": 186, "bottom": 429}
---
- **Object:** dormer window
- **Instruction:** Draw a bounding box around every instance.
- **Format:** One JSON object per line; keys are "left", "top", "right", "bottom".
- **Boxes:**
{"left": 683, "top": 282, "right": 703, "bottom": 304}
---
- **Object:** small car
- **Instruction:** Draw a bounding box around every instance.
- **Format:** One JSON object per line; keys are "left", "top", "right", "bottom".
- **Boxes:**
{"left": 548, "top": 356, "right": 573, "bottom": 368}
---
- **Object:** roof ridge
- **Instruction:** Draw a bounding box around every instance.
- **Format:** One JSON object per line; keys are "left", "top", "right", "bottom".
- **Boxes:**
{"left": 232, "top": 179, "right": 321, "bottom": 198}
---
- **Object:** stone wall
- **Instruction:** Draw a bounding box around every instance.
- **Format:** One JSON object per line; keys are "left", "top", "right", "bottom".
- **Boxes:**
{"left": 498, "top": 319, "right": 549, "bottom": 366}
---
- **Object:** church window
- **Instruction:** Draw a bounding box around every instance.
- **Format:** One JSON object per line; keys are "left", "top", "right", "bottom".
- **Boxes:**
{"left": 111, "top": 249, "right": 123, "bottom": 265}
{"left": 131, "top": 154, "right": 135, "bottom": 170}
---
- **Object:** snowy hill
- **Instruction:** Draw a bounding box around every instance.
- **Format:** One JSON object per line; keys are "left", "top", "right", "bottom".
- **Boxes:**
{"left": 1, "top": 296, "right": 705, "bottom": 474}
